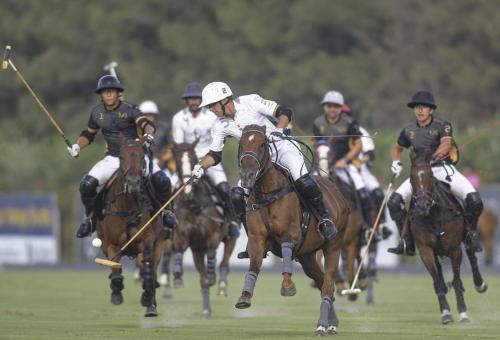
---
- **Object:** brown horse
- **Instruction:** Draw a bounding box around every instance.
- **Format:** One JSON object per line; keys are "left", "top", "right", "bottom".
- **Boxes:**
{"left": 409, "top": 149, "right": 487, "bottom": 324}
{"left": 478, "top": 208, "right": 497, "bottom": 266}
{"left": 171, "top": 141, "right": 237, "bottom": 318}
{"left": 313, "top": 144, "right": 368, "bottom": 302}
{"left": 235, "top": 125, "right": 350, "bottom": 336}
{"left": 95, "top": 138, "right": 166, "bottom": 317}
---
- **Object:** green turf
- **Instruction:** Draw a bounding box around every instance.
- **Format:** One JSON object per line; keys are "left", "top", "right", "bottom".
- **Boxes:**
{"left": 0, "top": 269, "right": 498, "bottom": 339}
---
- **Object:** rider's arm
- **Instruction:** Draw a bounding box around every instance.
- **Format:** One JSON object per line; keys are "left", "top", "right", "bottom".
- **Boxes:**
{"left": 391, "top": 144, "right": 404, "bottom": 161}
{"left": 198, "top": 153, "right": 217, "bottom": 168}
{"left": 273, "top": 105, "right": 293, "bottom": 129}
{"left": 433, "top": 121, "right": 453, "bottom": 159}
{"left": 171, "top": 113, "right": 184, "bottom": 143}
{"left": 136, "top": 116, "right": 156, "bottom": 136}
{"left": 344, "top": 138, "right": 361, "bottom": 162}
{"left": 393, "top": 128, "right": 410, "bottom": 160}
{"left": 76, "top": 127, "right": 98, "bottom": 151}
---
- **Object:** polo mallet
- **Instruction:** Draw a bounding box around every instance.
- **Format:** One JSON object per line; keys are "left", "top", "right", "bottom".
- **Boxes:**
{"left": 341, "top": 174, "right": 396, "bottom": 296}
{"left": 95, "top": 177, "right": 193, "bottom": 269}
{"left": 2, "top": 45, "right": 72, "bottom": 148}
{"left": 104, "top": 61, "right": 118, "bottom": 78}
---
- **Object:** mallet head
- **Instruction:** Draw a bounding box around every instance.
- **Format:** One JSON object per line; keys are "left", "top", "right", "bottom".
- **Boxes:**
{"left": 2, "top": 45, "right": 12, "bottom": 70}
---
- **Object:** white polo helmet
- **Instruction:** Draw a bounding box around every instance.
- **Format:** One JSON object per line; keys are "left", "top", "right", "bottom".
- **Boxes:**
{"left": 139, "top": 100, "right": 160, "bottom": 115}
{"left": 321, "top": 90, "right": 344, "bottom": 106}
{"left": 199, "top": 82, "right": 233, "bottom": 108}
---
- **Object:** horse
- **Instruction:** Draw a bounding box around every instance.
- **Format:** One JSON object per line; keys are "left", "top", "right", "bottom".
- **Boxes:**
{"left": 313, "top": 143, "right": 371, "bottom": 302}
{"left": 171, "top": 141, "right": 237, "bottom": 318}
{"left": 478, "top": 208, "right": 497, "bottom": 266}
{"left": 408, "top": 149, "right": 487, "bottom": 324}
{"left": 235, "top": 125, "right": 350, "bottom": 336}
{"left": 95, "top": 137, "right": 166, "bottom": 317}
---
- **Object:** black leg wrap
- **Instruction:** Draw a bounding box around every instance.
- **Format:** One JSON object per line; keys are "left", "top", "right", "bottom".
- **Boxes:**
{"left": 230, "top": 186, "right": 247, "bottom": 223}
{"left": 151, "top": 171, "right": 172, "bottom": 203}
{"left": 358, "top": 188, "right": 376, "bottom": 225}
{"left": 371, "top": 188, "right": 386, "bottom": 223}
{"left": 464, "top": 192, "right": 483, "bottom": 252}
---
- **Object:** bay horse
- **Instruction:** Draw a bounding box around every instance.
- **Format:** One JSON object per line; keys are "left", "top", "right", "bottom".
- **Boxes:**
{"left": 95, "top": 137, "right": 166, "bottom": 317}
{"left": 171, "top": 141, "right": 237, "bottom": 318}
{"left": 409, "top": 148, "right": 487, "bottom": 324}
{"left": 313, "top": 143, "right": 369, "bottom": 302}
{"left": 235, "top": 125, "right": 350, "bottom": 336}
{"left": 478, "top": 208, "right": 497, "bottom": 266}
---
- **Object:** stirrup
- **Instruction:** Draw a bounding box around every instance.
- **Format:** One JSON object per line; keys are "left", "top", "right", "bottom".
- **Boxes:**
{"left": 318, "top": 218, "right": 338, "bottom": 241}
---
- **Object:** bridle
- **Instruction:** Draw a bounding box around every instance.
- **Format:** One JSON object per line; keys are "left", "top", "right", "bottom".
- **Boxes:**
{"left": 238, "top": 129, "right": 271, "bottom": 184}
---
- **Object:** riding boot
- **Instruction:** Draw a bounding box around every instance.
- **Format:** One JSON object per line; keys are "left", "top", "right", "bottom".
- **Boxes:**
{"left": 215, "top": 182, "right": 240, "bottom": 238}
{"left": 151, "top": 171, "right": 178, "bottom": 235}
{"left": 372, "top": 187, "right": 393, "bottom": 239}
{"left": 358, "top": 188, "right": 380, "bottom": 242}
{"left": 76, "top": 175, "right": 99, "bottom": 238}
{"left": 464, "top": 192, "right": 483, "bottom": 253}
{"left": 387, "top": 192, "right": 415, "bottom": 256}
{"left": 295, "top": 174, "right": 338, "bottom": 240}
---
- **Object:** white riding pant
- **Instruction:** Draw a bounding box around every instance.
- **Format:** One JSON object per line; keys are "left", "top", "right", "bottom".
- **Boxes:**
{"left": 271, "top": 139, "right": 308, "bottom": 181}
{"left": 205, "top": 163, "right": 228, "bottom": 186}
{"left": 360, "top": 164, "right": 381, "bottom": 191}
{"left": 395, "top": 164, "right": 476, "bottom": 205}
{"left": 88, "top": 155, "right": 161, "bottom": 189}
{"left": 333, "top": 164, "right": 366, "bottom": 190}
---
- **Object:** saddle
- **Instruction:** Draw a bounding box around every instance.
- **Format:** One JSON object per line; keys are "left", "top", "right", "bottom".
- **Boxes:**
{"left": 246, "top": 163, "right": 314, "bottom": 244}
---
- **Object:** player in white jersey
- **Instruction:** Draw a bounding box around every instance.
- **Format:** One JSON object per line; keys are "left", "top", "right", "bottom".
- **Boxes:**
{"left": 190, "top": 82, "right": 338, "bottom": 258}
{"left": 172, "top": 82, "right": 239, "bottom": 237}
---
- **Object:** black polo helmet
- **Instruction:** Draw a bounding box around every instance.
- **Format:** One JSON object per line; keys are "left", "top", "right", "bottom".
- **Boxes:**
{"left": 181, "top": 82, "right": 203, "bottom": 99}
{"left": 407, "top": 90, "right": 437, "bottom": 109}
{"left": 95, "top": 75, "right": 124, "bottom": 94}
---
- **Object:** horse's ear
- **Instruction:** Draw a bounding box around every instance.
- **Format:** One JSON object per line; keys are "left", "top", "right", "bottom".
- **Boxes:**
{"left": 408, "top": 146, "right": 416, "bottom": 164}
{"left": 118, "top": 132, "right": 127, "bottom": 146}
{"left": 425, "top": 148, "right": 434, "bottom": 162}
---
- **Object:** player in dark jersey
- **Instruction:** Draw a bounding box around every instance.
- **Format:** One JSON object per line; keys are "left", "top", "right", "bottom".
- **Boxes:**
{"left": 387, "top": 90, "right": 482, "bottom": 255}
{"left": 312, "top": 90, "right": 377, "bottom": 227}
{"left": 67, "top": 75, "right": 176, "bottom": 238}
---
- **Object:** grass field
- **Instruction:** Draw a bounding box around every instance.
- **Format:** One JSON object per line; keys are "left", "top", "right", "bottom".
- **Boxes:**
{"left": 0, "top": 268, "right": 498, "bottom": 339}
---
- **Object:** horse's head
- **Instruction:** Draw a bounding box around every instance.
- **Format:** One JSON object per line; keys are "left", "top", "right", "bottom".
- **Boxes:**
{"left": 409, "top": 147, "right": 435, "bottom": 216}
{"left": 173, "top": 139, "right": 199, "bottom": 194}
{"left": 239, "top": 125, "right": 270, "bottom": 189}
{"left": 119, "top": 136, "right": 146, "bottom": 197}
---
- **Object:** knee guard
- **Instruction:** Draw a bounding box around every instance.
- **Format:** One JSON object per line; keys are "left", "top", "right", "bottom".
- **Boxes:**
{"left": 79, "top": 175, "right": 99, "bottom": 208}
{"left": 294, "top": 174, "right": 329, "bottom": 218}
{"left": 465, "top": 192, "right": 483, "bottom": 228}
{"left": 387, "top": 192, "right": 406, "bottom": 226}
{"left": 215, "top": 181, "right": 231, "bottom": 202}
{"left": 151, "top": 171, "right": 172, "bottom": 203}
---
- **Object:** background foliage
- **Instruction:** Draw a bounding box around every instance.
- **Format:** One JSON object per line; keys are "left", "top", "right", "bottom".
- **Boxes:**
{"left": 1, "top": 0, "right": 499, "bottom": 259}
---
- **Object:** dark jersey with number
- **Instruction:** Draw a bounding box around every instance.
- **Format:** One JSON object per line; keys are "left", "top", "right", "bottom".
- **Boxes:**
{"left": 397, "top": 116, "right": 453, "bottom": 163}
{"left": 88, "top": 101, "right": 144, "bottom": 156}
{"left": 312, "top": 113, "right": 361, "bottom": 162}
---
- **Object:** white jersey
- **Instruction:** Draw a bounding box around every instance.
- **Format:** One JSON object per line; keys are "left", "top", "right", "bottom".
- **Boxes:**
{"left": 209, "top": 94, "right": 279, "bottom": 152}
{"left": 172, "top": 107, "right": 217, "bottom": 158}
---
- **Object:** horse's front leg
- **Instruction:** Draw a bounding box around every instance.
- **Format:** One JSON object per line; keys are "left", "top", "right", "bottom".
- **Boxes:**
{"left": 218, "top": 237, "right": 236, "bottom": 296}
{"left": 159, "top": 240, "right": 173, "bottom": 298}
{"left": 316, "top": 240, "right": 341, "bottom": 336}
{"left": 280, "top": 241, "right": 296, "bottom": 296}
{"left": 235, "top": 214, "right": 267, "bottom": 309}
{"left": 173, "top": 231, "right": 189, "bottom": 288}
{"left": 107, "top": 244, "right": 124, "bottom": 305}
{"left": 141, "top": 239, "right": 158, "bottom": 317}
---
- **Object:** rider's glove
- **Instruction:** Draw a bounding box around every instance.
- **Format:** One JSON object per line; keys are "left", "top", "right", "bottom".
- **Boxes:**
{"left": 192, "top": 163, "right": 204, "bottom": 180}
{"left": 143, "top": 133, "right": 155, "bottom": 149}
{"left": 391, "top": 160, "right": 403, "bottom": 178}
{"left": 67, "top": 144, "right": 80, "bottom": 158}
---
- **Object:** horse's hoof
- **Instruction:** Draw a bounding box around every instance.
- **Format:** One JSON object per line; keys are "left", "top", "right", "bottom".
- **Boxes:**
{"left": 111, "top": 293, "right": 123, "bottom": 305}
{"left": 217, "top": 281, "right": 228, "bottom": 297}
{"left": 173, "top": 278, "right": 184, "bottom": 288}
{"left": 235, "top": 294, "right": 252, "bottom": 309}
{"left": 459, "top": 312, "right": 470, "bottom": 323}
{"left": 314, "top": 325, "right": 327, "bottom": 337}
{"left": 133, "top": 269, "right": 141, "bottom": 284}
{"left": 201, "top": 309, "right": 211, "bottom": 319}
{"left": 163, "top": 284, "right": 173, "bottom": 299}
{"left": 327, "top": 325, "right": 337, "bottom": 335}
{"left": 144, "top": 304, "right": 158, "bottom": 317}
{"left": 280, "top": 283, "right": 296, "bottom": 297}
{"left": 475, "top": 281, "right": 487, "bottom": 293}
{"left": 347, "top": 293, "right": 358, "bottom": 302}
{"left": 441, "top": 310, "right": 453, "bottom": 324}
{"left": 158, "top": 273, "right": 168, "bottom": 286}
